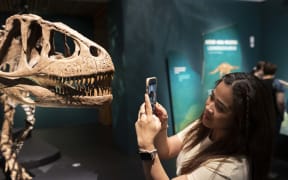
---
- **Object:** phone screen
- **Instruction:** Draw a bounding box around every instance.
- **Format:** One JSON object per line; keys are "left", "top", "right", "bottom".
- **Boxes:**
{"left": 146, "top": 77, "right": 157, "bottom": 113}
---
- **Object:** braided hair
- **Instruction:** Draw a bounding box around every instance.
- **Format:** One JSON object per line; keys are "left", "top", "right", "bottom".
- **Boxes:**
{"left": 180, "top": 72, "right": 274, "bottom": 180}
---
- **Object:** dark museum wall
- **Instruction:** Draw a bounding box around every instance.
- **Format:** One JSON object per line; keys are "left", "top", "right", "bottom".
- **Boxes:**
{"left": 262, "top": 0, "right": 288, "bottom": 89}
{"left": 110, "top": 0, "right": 264, "bottom": 160}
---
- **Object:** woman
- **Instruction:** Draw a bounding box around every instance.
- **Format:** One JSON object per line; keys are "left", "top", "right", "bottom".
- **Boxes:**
{"left": 135, "top": 72, "right": 275, "bottom": 180}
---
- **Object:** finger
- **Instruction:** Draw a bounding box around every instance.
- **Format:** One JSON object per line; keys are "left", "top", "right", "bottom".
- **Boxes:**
{"left": 144, "top": 94, "right": 153, "bottom": 116}
{"left": 155, "top": 103, "right": 164, "bottom": 112}
{"left": 138, "top": 103, "right": 146, "bottom": 119}
{"left": 138, "top": 112, "right": 146, "bottom": 120}
{"left": 140, "top": 103, "right": 145, "bottom": 112}
{"left": 155, "top": 103, "right": 167, "bottom": 117}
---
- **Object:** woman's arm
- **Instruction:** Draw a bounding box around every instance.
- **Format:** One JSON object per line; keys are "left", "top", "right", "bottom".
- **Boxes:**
{"left": 154, "top": 130, "right": 183, "bottom": 159}
{"left": 142, "top": 153, "right": 188, "bottom": 180}
{"left": 136, "top": 94, "right": 181, "bottom": 179}
{"left": 153, "top": 103, "right": 183, "bottom": 159}
{"left": 141, "top": 153, "right": 169, "bottom": 180}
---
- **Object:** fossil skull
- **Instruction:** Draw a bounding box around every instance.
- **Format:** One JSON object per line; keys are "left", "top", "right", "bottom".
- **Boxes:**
{"left": 0, "top": 14, "right": 114, "bottom": 107}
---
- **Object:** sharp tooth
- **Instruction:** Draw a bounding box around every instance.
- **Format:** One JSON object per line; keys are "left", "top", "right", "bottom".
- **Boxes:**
{"left": 94, "top": 88, "right": 97, "bottom": 96}
{"left": 83, "top": 78, "right": 86, "bottom": 85}
{"left": 78, "top": 79, "right": 81, "bottom": 86}
{"left": 72, "top": 79, "right": 76, "bottom": 87}
{"left": 69, "top": 79, "right": 74, "bottom": 85}
{"left": 99, "top": 87, "right": 103, "bottom": 96}
{"left": 55, "top": 86, "right": 59, "bottom": 93}
{"left": 91, "top": 77, "right": 95, "bottom": 84}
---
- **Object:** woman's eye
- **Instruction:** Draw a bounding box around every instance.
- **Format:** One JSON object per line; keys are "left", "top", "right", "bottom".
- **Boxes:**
{"left": 210, "top": 95, "right": 214, "bottom": 101}
{"left": 215, "top": 104, "right": 224, "bottom": 112}
{"left": 210, "top": 92, "right": 215, "bottom": 100}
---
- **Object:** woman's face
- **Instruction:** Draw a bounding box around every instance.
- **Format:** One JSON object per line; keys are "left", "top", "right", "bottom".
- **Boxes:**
{"left": 202, "top": 81, "right": 234, "bottom": 132}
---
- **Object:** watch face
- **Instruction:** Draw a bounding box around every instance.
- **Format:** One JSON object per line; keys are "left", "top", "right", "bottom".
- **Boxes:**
{"left": 139, "top": 152, "right": 154, "bottom": 160}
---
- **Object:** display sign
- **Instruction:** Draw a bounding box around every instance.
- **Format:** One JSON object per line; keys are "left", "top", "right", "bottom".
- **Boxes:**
{"left": 202, "top": 25, "right": 243, "bottom": 98}
{"left": 167, "top": 52, "right": 202, "bottom": 133}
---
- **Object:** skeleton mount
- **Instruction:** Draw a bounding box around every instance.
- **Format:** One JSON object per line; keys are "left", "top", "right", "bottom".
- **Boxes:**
{"left": 0, "top": 14, "right": 114, "bottom": 179}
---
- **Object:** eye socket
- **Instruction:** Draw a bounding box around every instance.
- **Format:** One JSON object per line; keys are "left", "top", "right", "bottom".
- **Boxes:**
{"left": 89, "top": 46, "right": 99, "bottom": 57}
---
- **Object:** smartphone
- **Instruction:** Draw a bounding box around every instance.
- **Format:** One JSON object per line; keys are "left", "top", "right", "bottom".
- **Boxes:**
{"left": 146, "top": 77, "right": 157, "bottom": 113}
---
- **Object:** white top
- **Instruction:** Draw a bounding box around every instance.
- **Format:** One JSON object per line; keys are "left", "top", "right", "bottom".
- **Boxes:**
{"left": 176, "top": 121, "right": 249, "bottom": 180}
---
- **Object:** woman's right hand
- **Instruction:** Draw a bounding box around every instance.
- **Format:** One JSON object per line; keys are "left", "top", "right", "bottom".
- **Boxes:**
{"left": 155, "top": 103, "right": 169, "bottom": 131}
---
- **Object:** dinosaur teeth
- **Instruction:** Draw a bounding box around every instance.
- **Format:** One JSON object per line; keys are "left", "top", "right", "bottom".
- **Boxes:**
{"left": 69, "top": 79, "right": 74, "bottom": 86}
{"left": 87, "top": 78, "right": 91, "bottom": 85}
{"left": 48, "top": 72, "right": 113, "bottom": 97}
{"left": 82, "top": 78, "right": 86, "bottom": 85}
{"left": 91, "top": 77, "right": 95, "bottom": 84}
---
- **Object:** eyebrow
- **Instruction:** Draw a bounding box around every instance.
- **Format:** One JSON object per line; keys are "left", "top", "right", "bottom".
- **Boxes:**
{"left": 212, "top": 90, "right": 230, "bottom": 111}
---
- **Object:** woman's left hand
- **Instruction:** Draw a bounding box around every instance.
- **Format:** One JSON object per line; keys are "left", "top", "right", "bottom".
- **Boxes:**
{"left": 135, "top": 94, "right": 162, "bottom": 150}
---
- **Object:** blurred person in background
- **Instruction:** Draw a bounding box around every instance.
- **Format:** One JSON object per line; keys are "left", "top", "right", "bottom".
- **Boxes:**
{"left": 251, "top": 61, "right": 265, "bottom": 79}
{"left": 262, "top": 62, "right": 285, "bottom": 142}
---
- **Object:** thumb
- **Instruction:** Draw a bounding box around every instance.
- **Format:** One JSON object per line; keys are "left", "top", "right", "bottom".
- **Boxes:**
{"left": 152, "top": 115, "right": 162, "bottom": 128}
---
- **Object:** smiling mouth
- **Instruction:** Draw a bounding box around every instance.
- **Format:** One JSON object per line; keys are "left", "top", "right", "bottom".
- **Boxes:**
{"left": 203, "top": 111, "right": 211, "bottom": 121}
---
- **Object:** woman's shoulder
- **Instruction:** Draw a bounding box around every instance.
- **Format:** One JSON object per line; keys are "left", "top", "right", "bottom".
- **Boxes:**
{"left": 202, "top": 156, "right": 249, "bottom": 179}
{"left": 185, "top": 156, "right": 249, "bottom": 180}
{"left": 177, "top": 119, "right": 200, "bottom": 142}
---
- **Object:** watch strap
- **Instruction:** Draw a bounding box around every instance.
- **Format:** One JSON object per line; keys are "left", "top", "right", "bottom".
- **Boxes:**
{"left": 138, "top": 149, "right": 157, "bottom": 161}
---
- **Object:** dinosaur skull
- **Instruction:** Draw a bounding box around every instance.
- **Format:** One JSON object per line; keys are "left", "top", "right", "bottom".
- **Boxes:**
{"left": 0, "top": 14, "right": 114, "bottom": 107}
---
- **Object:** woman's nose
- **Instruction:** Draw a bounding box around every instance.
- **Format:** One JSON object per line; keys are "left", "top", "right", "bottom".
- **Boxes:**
{"left": 205, "top": 103, "right": 214, "bottom": 114}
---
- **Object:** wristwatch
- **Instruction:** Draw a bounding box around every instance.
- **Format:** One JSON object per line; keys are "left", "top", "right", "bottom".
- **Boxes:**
{"left": 138, "top": 149, "right": 157, "bottom": 161}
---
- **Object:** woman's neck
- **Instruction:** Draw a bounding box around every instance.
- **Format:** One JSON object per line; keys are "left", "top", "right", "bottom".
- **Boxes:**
{"left": 210, "top": 129, "right": 227, "bottom": 141}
